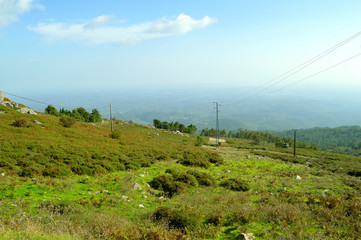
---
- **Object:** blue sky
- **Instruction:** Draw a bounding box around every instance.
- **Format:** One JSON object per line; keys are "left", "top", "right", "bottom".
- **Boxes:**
{"left": 1, "top": 0, "right": 361, "bottom": 95}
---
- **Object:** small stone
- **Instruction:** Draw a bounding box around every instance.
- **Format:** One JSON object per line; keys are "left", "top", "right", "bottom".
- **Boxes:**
{"left": 296, "top": 175, "right": 302, "bottom": 180}
{"left": 246, "top": 155, "right": 251, "bottom": 159}
{"left": 102, "top": 190, "right": 109, "bottom": 193}
{"left": 140, "top": 174, "right": 145, "bottom": 177}
{"left": 139, "top": 204, "right": 144, "bottom": 208}
{"left": 238, "top": 233, "right": 255, "bottom": 240}
{"left": 143, "top": 195, "right": 148, "bottom": 199}
{"left": 159, "top": 196, "right": 164, "bottom": 199}
{"left": 122, "top": 196, "right": 128, "bottom": 199}
{"left": 33, "top": 120, "right": 42, "bottom": 124}
{"left": 133, "top": 183, "right": 142, "bottom": 190}
{"left": 227, "top": 170, "right": 231, "bottom": 173}
{"left": 0, "top": 173, "right": 4, "bottom": 177}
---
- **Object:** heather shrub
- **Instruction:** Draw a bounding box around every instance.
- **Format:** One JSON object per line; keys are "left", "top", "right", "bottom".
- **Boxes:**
{"left": 220, "top": 178, "right": 250, "bottom": 191}
{"left": 150, "top": 174, "right": 177, "bottom": 197}
{"left": 153, "top": 207, "right": 200, "bottom": 231}
{"left": 12, "top": 118, "right": 29, "bottom": 128}
{"left": 59, "top": 116, "right": 76, "bottom": 128}
{"left": 187, "top": 169, "right": 215, "bottom": 186}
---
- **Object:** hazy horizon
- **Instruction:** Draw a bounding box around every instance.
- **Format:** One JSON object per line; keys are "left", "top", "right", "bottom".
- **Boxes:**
{"left": 1, "top": 0, "right": 361, "bottom": 130}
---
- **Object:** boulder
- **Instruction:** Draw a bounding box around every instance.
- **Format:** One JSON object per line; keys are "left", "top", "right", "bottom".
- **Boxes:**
{"left": 16, "top": 107, "right": 37, "bottom": 115}
{"left": 0, "top": 91, "right": 18, "bottom": 108}
{"left": 238, "top": 233, "right": 255, "bottom": 240}
{"left": 133, "top": 182, "right": 142, "bottom": 190}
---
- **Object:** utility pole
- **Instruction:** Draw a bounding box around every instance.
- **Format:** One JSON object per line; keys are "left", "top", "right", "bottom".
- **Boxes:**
{"left": 293, "top": 129, "right": 297, "bottom": 157}
{"left": 110, "top": 104, "right": 113, "bottom": 132}
{"left": 213, "top": 102, "right": 221, "bottom": 148}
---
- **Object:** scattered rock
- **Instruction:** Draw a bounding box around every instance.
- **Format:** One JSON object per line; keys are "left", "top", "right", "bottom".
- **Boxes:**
{"left": 102, "top": 190, "right": 109, "bottom": 194}
{"left": 133, "top": 183, "right": 142, "bottom": 190}
{"left": 122, "top": 196, "right": 128, "bottom": 199}
{"left": 0, "top": 173, "right": 4, "bottom": 177}
{"left": 16, "top": 107, "right": 37, "bottom": 115}
{"left": 296, "top": 175, "right": 302, "bottom": 180}
{"left": 306, "top": 162, "right": 311, "bottom": 165}
{"left": 0, "top": 91, "right": 18, "bottom": 109}
{"left": 283, "top": 143, "right": 290, "bottom": 148}
{"left": 140, "top": 174, "right": 145, "bottom": 177}
{"left": 322, "top": 189, "right": 329, "bottom": 197}
{"left": 257, "top": 156, "right": 263, "bottom": 160}
{"left": 143, "top": 195, "right": 148, "bottom": 199}
{"left": 246, "top": 155, "right": 251, "bottom": 159}
{"left": 159, "top": 196, "right": 164, "bottom": 199}
{"left": 139, "top": 204, "right": 144, "bottom": 208}
{"left": 227, "top": 170, "right": 231, "bottom": 173}
{"left": 238, "top": 233, "right": 255, "bottom": 240}
{"left": 33, "top": 120, "right": 42, "bottom": 124}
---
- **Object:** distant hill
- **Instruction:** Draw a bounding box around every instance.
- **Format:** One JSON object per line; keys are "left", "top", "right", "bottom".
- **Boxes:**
{"left": 267, "top": 126, "right": 361, "bottom": 156}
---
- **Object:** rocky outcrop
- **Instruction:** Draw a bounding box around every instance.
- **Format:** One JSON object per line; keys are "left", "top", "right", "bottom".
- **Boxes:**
{"left": 0, "top": 90, "right": 37, "bottom": 115}
{"left": 0, "top": 91, "right": 18, "bottom": 109}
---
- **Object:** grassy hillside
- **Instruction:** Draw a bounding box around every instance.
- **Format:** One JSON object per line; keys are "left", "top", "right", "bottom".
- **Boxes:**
{"left": 1, "top": 103, "right": 361, "bottom": 239}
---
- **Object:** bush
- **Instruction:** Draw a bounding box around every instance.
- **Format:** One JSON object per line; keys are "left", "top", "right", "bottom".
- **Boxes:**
{"left": 208, "top": 152, "right": 224, "bottom": 165}
{"left": 110, "top": 130, "right": 121, "bottom": 139}
{"left": 175, "top": 172, "right": 198, "bottom": 186}
{"left": 12, "top": 118, "right": 29, "bottom": 128}
{"left": 177, "top": 151, "right": 210, "bottom": 168}
{"left": 220, "top": 178, "right": 250, "bottom": 191}
{"left": 60, "top": 116, "right": 76, "bottom": 128}
{"left": 150, "top": 174, "right": 177, "bottom": 197}
{"left": 153, "top": 207, "right": 200, "bottom": 231}
{"left": 187, "top": 169, "right": 215, "bottom": 186}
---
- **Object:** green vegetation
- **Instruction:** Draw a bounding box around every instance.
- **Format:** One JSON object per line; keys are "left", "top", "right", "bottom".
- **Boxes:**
{"left": 269, "top": 126, "right": 361, "bottom": 156}
{"left": 153, "top": 118, "right": 197, "bottom": 134}
{"left": 1, "top": 103, "right": 361, "bottom": 239}
{"left": 201, "top": 128, "right": 318, "bottom": 150}
{"left": 45, "top": 105, "right": 102, "bottom": 123}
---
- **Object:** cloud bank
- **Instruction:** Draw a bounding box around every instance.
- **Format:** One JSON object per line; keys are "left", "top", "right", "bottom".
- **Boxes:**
{"left": 28, "top": 13, "right": 217, "bottom": 45}
{"left": 0, "top": 0, "right": 43, "bottom": 28}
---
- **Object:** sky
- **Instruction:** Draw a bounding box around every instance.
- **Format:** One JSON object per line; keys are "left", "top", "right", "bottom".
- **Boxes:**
{"left": 1, "top": 0, "right": 361, "bottom": 97}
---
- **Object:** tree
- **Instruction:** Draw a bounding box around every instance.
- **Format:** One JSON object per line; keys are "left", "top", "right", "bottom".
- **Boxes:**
{"left": 90, "top": 109, "right": 102, "bottom": 122}
{"left": 45, "top": 105, "right": 59, "bottom": 116}
{"left": 76, "top": 107, "right": 91, "bottom": 122}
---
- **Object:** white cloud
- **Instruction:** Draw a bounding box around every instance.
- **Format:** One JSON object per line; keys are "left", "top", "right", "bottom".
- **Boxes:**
{"left": 28, "top": 13, "right": 217, "bottom": 45}
{"left": 0, "top": 0, "right": 43, "bottom": 28}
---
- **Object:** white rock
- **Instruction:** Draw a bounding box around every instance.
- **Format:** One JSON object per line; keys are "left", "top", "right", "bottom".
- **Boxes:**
{"left": 16, "top": 107, "right": 37, "bottom": 115}
{"left": 296, "top": 175, "right": 302, "bottom": 180}
{"left": 139, "top": 204, "right": 144, "bottom": 208}
{"left": 143, "top": 195, "right": 148, "bottom": 199}
{"left": 102, "top": 190, "right": 109, "bottom": 193}
{"left": 133, "top": 182, "right": 142, "bottom": 190}
{"left": 140, "top": 174, "right": 145, "bottom": 177}
{"left": 238, "top": 233, "right": 255, "bottom": 240}
{"left": 122, "top": 196, "right": 128, "bottom": 199}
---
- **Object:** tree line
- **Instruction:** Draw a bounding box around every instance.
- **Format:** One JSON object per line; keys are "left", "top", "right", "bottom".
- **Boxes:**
{"left": 153, "top": 119, "right": 197, "bottom": 134}
{"left": 200, "top": 128, "right": 318, "bottom": 150}
{"left": 45, "top": 105, "right": 102, "bottom": 123}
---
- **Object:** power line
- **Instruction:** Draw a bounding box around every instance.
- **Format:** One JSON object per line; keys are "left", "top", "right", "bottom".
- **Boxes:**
{"left": 2, "top": 91, "right": 70, "bottom": 109}
{"left": 230, "top": 30, "right": 361, "bottom": 105}
{"left": 271, "top": 52, "right": 361, "bottom": 93}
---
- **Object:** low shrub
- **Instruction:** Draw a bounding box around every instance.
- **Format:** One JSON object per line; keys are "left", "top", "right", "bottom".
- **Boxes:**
{"left": 177, "top": 151, "right": 210, "bottom": 168}
{"left": 150, "top": 174, "right": 177, "bottom": 197}
{"left": 12, "top": 118, "right": 29, "bottom": 128}
{"left": 208, "top": 152, "right": 224, "bottom": 165}
{"left": 175, "top": 172, "right": 198, "bottom": 186}
{"left": 109, "top": 130, "right": 121, "bottom": 139}
{"left": 153, "top": 207, "right": 200, "bottom": 232}
{"left": 220, "top": 178, "right": 250, "bottom": 191}
{"left": 59, "top": 116, "right": 76, "bottom": 128}
{"left": 187, "top": 169, "right": 215, "bottom": 186}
